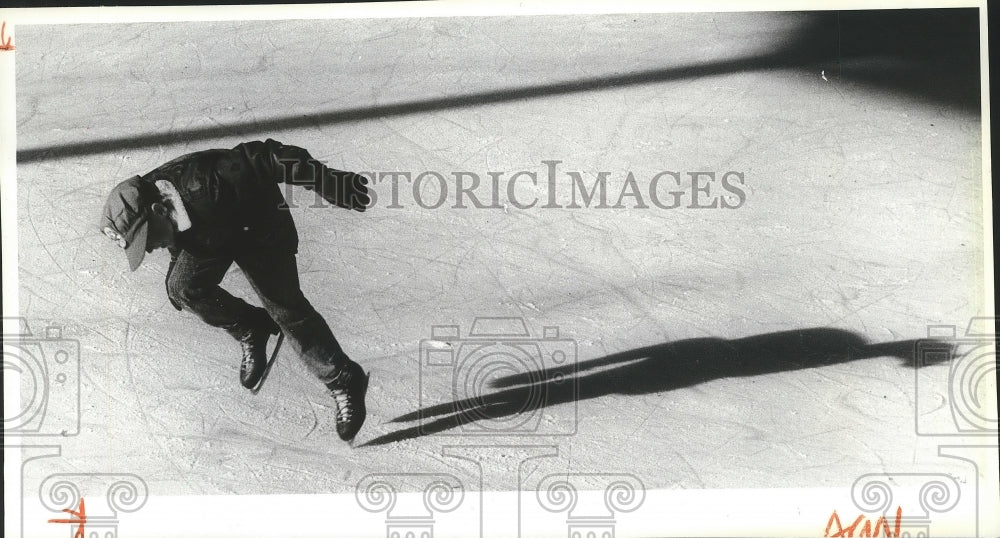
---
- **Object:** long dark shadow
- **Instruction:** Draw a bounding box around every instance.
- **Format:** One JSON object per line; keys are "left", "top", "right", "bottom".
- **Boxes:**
{"left": 16, "top": 52, "right": 796, "bottom": 164}
{"left": 361, "top": 328, "right": 951, "bottom": 446}
{"left": 17, "top": 9, "right": 978, "bottom": 164}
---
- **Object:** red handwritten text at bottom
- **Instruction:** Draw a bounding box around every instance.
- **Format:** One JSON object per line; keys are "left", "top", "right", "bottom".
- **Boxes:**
{"left": 825, "top": 506, "right": 903, "bottom": 537}
{"left": 48, "top": 497, "right": 86, "bottom": 538}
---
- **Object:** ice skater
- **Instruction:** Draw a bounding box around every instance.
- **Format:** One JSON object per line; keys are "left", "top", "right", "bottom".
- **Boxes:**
{"left": 100, "top": 139, "right": 371, "bottom": 442}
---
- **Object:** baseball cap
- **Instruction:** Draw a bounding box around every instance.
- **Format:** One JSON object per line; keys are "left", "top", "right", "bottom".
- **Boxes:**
{"left": 100, "top": 176, "right": 159, "bottom": 271}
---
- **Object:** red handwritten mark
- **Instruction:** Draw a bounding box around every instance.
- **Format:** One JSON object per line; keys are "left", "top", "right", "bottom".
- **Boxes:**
{"left": 825, "top": 507, "right": 902, "bottom": 537}
{"left": 0, "top": 22, "right": 13, "bottom": 51}
{"left": 48, "top": 497, "right": 86, "bottom": 538}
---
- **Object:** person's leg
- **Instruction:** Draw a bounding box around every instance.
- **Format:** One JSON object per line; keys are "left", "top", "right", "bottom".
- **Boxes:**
{"left": 235, "top": 247, "right": 368, "bottom": 440}
{"left": 166, "top": 250, "right": 260, "bottom": 338}
{"left": 233, "top": 248, "right": 351, "bottom": 383}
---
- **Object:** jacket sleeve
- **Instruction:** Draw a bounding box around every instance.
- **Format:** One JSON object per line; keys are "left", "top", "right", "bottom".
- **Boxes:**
{"left": 233, "top": 139, "right": 370, "bottom": 211}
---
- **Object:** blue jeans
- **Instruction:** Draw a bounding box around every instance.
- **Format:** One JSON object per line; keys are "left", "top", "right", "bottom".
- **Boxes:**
{"left": 166, "top": 247, "right": 349, "bottom": 383}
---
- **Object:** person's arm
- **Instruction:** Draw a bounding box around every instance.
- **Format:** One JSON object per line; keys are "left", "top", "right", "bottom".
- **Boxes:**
{"left": 234, "top": 139, "right": 370, "bottom": 211}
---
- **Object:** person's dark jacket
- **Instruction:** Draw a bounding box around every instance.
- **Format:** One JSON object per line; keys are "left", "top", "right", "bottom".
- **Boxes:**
{"left": 146, "top": 138, "right": 368, "bottom": 258}
{"left": 144, "top": 139, "right": 369, "bottom": 309}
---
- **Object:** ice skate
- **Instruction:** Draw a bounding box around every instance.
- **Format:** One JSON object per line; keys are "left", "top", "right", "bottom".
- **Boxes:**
{"left": 237, "top": 309, "right": 281, "bottom": 390}
{"left": 326, "top": 361, "right": 370, "bottom": 442}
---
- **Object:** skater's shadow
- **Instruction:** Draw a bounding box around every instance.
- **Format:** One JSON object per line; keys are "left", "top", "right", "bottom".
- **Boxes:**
{"left": 361, "top": 328, "right": 950, "bottom": 446}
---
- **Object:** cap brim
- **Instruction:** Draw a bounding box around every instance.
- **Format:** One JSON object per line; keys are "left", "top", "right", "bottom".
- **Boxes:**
{"left": 124, "top": 221, "right": 149, "bottom": 271}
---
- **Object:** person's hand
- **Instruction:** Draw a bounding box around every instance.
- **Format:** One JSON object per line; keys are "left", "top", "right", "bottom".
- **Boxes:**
{"left": 320, "top": 168, "right": 370, "bottom": 212}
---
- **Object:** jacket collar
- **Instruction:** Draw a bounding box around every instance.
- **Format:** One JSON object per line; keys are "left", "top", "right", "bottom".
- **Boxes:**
{"left": 155, "top": 179, "right": 192, "bottom": 232}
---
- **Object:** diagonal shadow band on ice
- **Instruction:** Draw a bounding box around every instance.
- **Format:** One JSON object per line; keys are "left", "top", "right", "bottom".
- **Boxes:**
{"left": 361, "top": 328, "right": 951, "bottom": 447}
{"left": 16, "top": 9, "right": 979, "bottom": 164}
{"left": 15, "top": 54, "right": 806, "bottom": 164}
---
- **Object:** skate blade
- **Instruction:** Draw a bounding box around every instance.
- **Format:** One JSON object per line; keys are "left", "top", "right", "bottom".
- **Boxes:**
{"left": 249, "top": 332, "right": 285, "bottom": 395}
